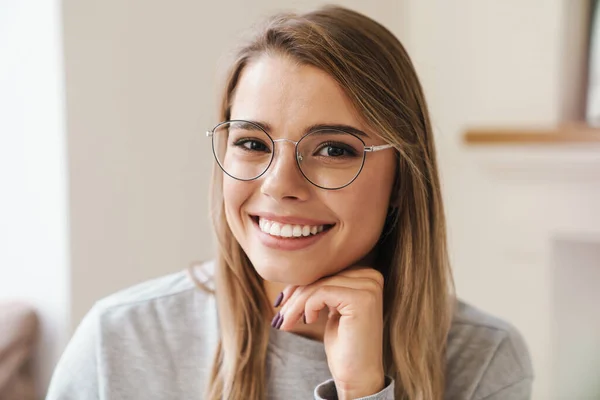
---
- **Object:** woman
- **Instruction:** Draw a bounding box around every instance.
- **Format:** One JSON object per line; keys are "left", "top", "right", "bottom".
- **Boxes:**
{"left": 47, "top": 5, "right": 533, "bottom": 400}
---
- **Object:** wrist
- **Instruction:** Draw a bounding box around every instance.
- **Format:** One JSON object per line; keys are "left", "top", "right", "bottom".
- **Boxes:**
{"left": 335, "top": 374, "right": 386, "bottom": 400}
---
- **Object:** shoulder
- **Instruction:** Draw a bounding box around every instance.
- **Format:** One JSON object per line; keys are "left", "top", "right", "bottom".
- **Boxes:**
{"left": 61, "top": 260, "right": 216, "bottom": 343}
{"left": 446, "top": 299, "right": 534, "bottom": 399}
{"left": 98, "top": 259, "right": 215, "bottom": 308}
{"left": 47, "top": 261, "right": 217, "bottom": 399}
{"left": 101, "top": 260, "right": 212, "bottom": 302}
{"left": 92, "top": 259, "right": 216, "bottom": 327}
{"left": 449, "top": 300, "right": 531, "bottom": 368}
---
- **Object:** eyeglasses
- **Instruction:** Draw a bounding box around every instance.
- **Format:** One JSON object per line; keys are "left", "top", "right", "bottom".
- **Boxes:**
{"left": 206, "top": 120, "right": 394, "bottom": 190}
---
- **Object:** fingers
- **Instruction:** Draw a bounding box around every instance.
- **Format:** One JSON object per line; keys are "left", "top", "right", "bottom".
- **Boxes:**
{"left": 335, "top": 267, "right": 384, "bottom": 290}
{"left": 274, "top": 284, "right": 298, "bottom": 307}
{"left": 304, "top": 285, "right": 377, "bottom": 323}
{"left": 271, "top": 285, "right": 298, "bottom": 329}
{"left": 274, "top": 268, "right": 382, "bottom": 309}
{"left": 271, "top": 267, "right": 384, "bottom": 330}
{"left": 277, "top": 275, "right": 383, "bottom": 330}
{"left": 278, "top": 283, "right": 321, "bottom": 328}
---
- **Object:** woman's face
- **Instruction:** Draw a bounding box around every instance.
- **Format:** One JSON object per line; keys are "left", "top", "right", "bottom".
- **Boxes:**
{"left": 223, "top": 55, "right": 396, "bottom": 285}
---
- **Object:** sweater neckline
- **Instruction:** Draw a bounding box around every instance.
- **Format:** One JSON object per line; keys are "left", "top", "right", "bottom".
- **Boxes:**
{"left": 268, "top": 326, "right": 328, "bottom": 362}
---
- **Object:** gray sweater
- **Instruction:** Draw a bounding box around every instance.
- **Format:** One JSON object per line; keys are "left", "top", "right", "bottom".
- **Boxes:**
{"left": 46, "top": 261, "right": 533, "bottom": 399}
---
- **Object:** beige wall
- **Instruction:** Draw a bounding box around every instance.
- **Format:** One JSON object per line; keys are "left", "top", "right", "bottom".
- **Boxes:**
{"left": 402, "top": 1, "right": 600, "bottom": 399}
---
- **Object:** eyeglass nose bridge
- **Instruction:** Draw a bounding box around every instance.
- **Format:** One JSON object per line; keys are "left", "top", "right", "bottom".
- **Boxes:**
{"left": 271, "top": 138, "right": 305, "bottom": 162}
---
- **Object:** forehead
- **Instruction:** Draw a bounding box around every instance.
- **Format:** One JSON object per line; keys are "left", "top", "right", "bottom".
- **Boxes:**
{"left": 229, "top": 55, "right": 368, "bottom": 136}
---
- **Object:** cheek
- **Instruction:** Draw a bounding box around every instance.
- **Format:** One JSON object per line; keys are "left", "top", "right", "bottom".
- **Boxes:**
{"left": 333, "top": 162, "right": 395, "bottom": 245}
{"left": 222, "top": 178, "right": 252, "bottom": 238}
{"left": 335, "top": 188, "right": 388, "bottom": 241}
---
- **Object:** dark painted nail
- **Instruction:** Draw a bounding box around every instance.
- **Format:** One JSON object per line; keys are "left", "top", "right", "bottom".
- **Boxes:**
{"left": 271, "top": 312, "right": 280, "bottom": 328}
{"left": 276, "top": 314, "right": 284, "bottom": 329}
{"left": 273, "top": 292, "right": 284, "bottom": 308}
{"left": 303, "top": 314, "right": 307, "bottom": 324}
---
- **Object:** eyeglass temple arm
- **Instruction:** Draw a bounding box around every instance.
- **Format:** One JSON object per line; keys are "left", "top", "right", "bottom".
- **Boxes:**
{"left": 206, "top": 131, "right": 213, "bottom": 137}
{"left": 364, "top": 144, "right": 394, "bottom": 152}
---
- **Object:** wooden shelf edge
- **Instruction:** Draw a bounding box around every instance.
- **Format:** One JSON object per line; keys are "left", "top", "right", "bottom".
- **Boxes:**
{"left": 464, "top": 126, "right": 600, "bottom": 145}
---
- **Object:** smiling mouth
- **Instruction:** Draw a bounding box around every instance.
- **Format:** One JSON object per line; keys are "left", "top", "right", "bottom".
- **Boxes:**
{"left": 250, "top": 216, "right": 334, "bottom": 238}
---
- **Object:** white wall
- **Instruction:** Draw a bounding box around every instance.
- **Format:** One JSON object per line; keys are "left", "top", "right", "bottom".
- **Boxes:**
{"left": 0, "top": 0, "right": 69, "bottom": 396}
{"left": 402, "top": 1, "right": 600, "bottom": 398}
{"left": 554, "top": 238, "right": 600, "bottom": 398}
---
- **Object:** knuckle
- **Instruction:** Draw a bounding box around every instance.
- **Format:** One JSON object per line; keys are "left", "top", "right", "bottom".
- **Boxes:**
{"left": 370, "top": 269, "right": 385, "bottom": 287}
{"left": 365, "top": 279, "right": 380, "bottom": 293}
{"left": 318, "top": 285, "right": 335, "bottom": 296}
{"left": 293, "top": 285, "right": 306, "bottom": 297}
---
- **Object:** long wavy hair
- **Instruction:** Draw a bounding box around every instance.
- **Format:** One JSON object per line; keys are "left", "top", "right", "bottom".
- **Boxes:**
{"left": 198, "top": 5, "right": 456, "bottom": 400}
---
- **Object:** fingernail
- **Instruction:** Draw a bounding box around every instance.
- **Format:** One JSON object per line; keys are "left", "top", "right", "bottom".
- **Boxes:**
{"left": 273, "top": 292, "right": 284, "bottom": 308}
{"left": 303, "top": 314, "right": 307, "bottom": 324}
{"left": 271, "top": 312, "right": 280, "bottom": 328}
{"left": 276, "top": 314, "right": 284, "bottom": 329}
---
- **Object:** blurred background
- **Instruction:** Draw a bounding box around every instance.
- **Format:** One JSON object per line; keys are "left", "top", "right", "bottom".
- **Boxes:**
{"left": 1, "top": 0, "right": 599, "bottom": 399}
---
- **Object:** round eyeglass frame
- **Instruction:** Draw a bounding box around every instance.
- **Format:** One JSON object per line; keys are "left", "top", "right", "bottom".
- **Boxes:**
{"left": 206, "top": 119, "right": 394, "bottom": 190}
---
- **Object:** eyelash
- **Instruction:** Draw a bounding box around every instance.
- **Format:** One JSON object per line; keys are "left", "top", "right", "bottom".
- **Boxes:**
{"left": 233, "top": 138, "right": 271, "bottom": 152}
{"left": 314, "top": 142, "right": 359, "bottom": 157}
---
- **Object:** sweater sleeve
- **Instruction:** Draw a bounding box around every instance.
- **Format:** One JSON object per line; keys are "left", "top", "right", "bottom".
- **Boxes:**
{"left": 45, "top": 305, "right": 100, "bottom": 400}
{"left": 314, "top": 376, "right": 395, "bottom": 400}
{"left": 477, "top": 378, "right": 532, "bottom": 400}
{"left": 471, "top": 335, "right": 534, "bottom": 400}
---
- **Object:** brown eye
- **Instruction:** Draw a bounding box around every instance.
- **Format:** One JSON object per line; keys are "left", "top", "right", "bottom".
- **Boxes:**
{"left": 234, "top": 139, "right": 271, "bottom": 152}
{"left": 314, "top": 142, "right": 358, "bottom": 158}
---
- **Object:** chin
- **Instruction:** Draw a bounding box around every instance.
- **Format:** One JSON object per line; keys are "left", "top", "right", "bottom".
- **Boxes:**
{"left": 250, "top": 257, "right": 323, "bottom": 286}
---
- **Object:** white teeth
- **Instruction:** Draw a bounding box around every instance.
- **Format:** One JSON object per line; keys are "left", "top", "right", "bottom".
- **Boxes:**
{"left": 257, "top": 217, "right": 327, "bottom": 238}
{"left": 292, "top": 225, "right": 302, "bottom": 237}
{"left": 263, "top": 220, "right": 271, "bottom": 232}
{"left": 302, "top": 225, "right": 311, "bottom": 236}
{"left": 280, "top": 224, "right": 293, "bottom": 238}
{"left": 269, "top": 222, "right": 281, "bottom": 236}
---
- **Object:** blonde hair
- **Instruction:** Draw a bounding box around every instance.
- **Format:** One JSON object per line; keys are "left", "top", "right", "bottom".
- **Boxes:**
{"left": 200, "top": 5, "right": 456, "bottom": 399}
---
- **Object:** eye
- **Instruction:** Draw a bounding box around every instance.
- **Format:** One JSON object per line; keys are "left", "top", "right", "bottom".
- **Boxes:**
{"left": 315, "top": 142, "right": 358, "bottom": 157}
{"left": 234, "top": 138, "right": 271, "bottom": 152}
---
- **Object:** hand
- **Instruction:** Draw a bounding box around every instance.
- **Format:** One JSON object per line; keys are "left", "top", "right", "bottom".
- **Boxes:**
{"left": 273, "top": 267, "right": 386, "bottom": 399}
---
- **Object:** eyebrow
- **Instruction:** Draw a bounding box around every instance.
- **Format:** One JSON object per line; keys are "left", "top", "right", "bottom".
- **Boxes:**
{"left": 241, "top": 120, "right": 370, "bottom": 138}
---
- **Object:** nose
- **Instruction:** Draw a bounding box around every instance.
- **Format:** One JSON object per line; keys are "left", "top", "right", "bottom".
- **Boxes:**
{"left": 260, "top": 141, "right": 311, "bottom": 201}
